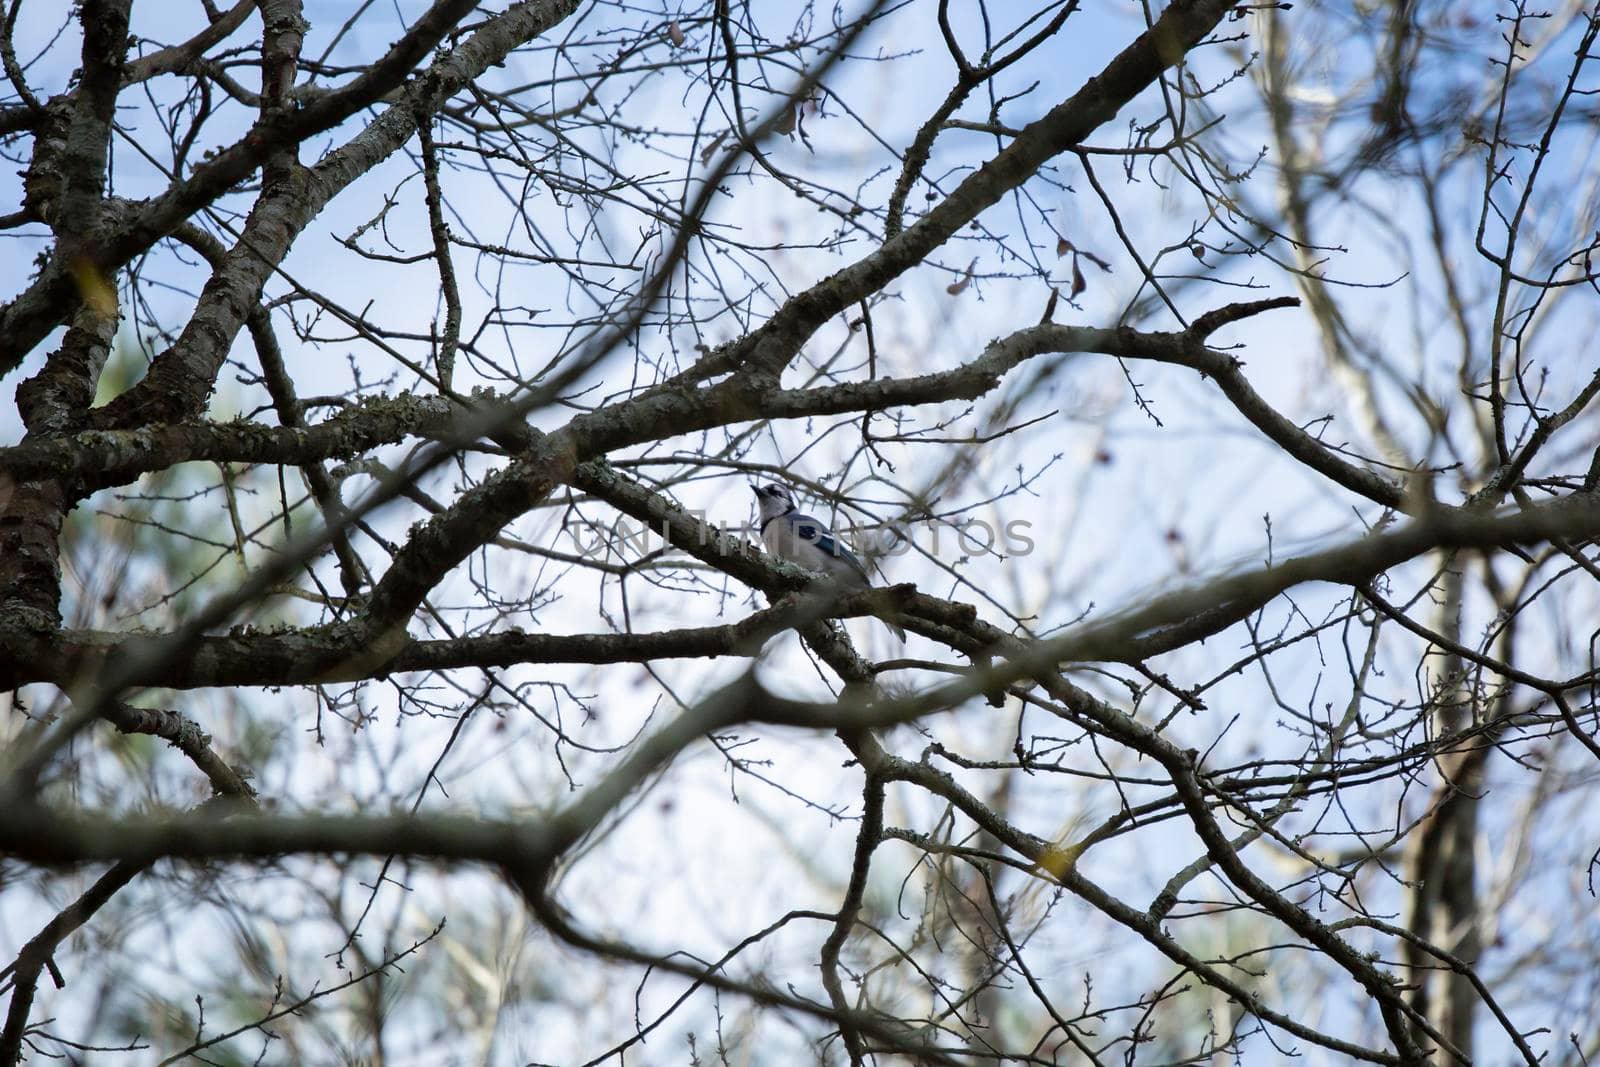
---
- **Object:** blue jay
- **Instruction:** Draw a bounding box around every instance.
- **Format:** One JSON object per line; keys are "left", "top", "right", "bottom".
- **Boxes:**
{"left": 752, "top": 482, "right": 906, "bottom": 642}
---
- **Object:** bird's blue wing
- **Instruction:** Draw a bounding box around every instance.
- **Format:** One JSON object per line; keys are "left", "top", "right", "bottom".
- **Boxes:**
{"left": 793, "top": 513, "right": 871, "bottom": 583}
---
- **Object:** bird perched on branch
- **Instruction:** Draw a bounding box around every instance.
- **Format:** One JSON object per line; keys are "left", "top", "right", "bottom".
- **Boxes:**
{"left": 752, "top": 481, "right": 906, "bottom": 642}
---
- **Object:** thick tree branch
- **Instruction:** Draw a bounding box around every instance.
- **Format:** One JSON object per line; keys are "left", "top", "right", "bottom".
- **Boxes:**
{"left": 0, "top": 589, "right": 898, "bottom": 691}
{"left": 0, "top": 394, "right": 453, "bottom": 484}
{"left": 121, "top": 0, "right": 255, "bottom": 86}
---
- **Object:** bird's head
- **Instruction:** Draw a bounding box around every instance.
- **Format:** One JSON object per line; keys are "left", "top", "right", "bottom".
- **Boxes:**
{"left": 751, "top": 481, "right": 796, "bottom": 517}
